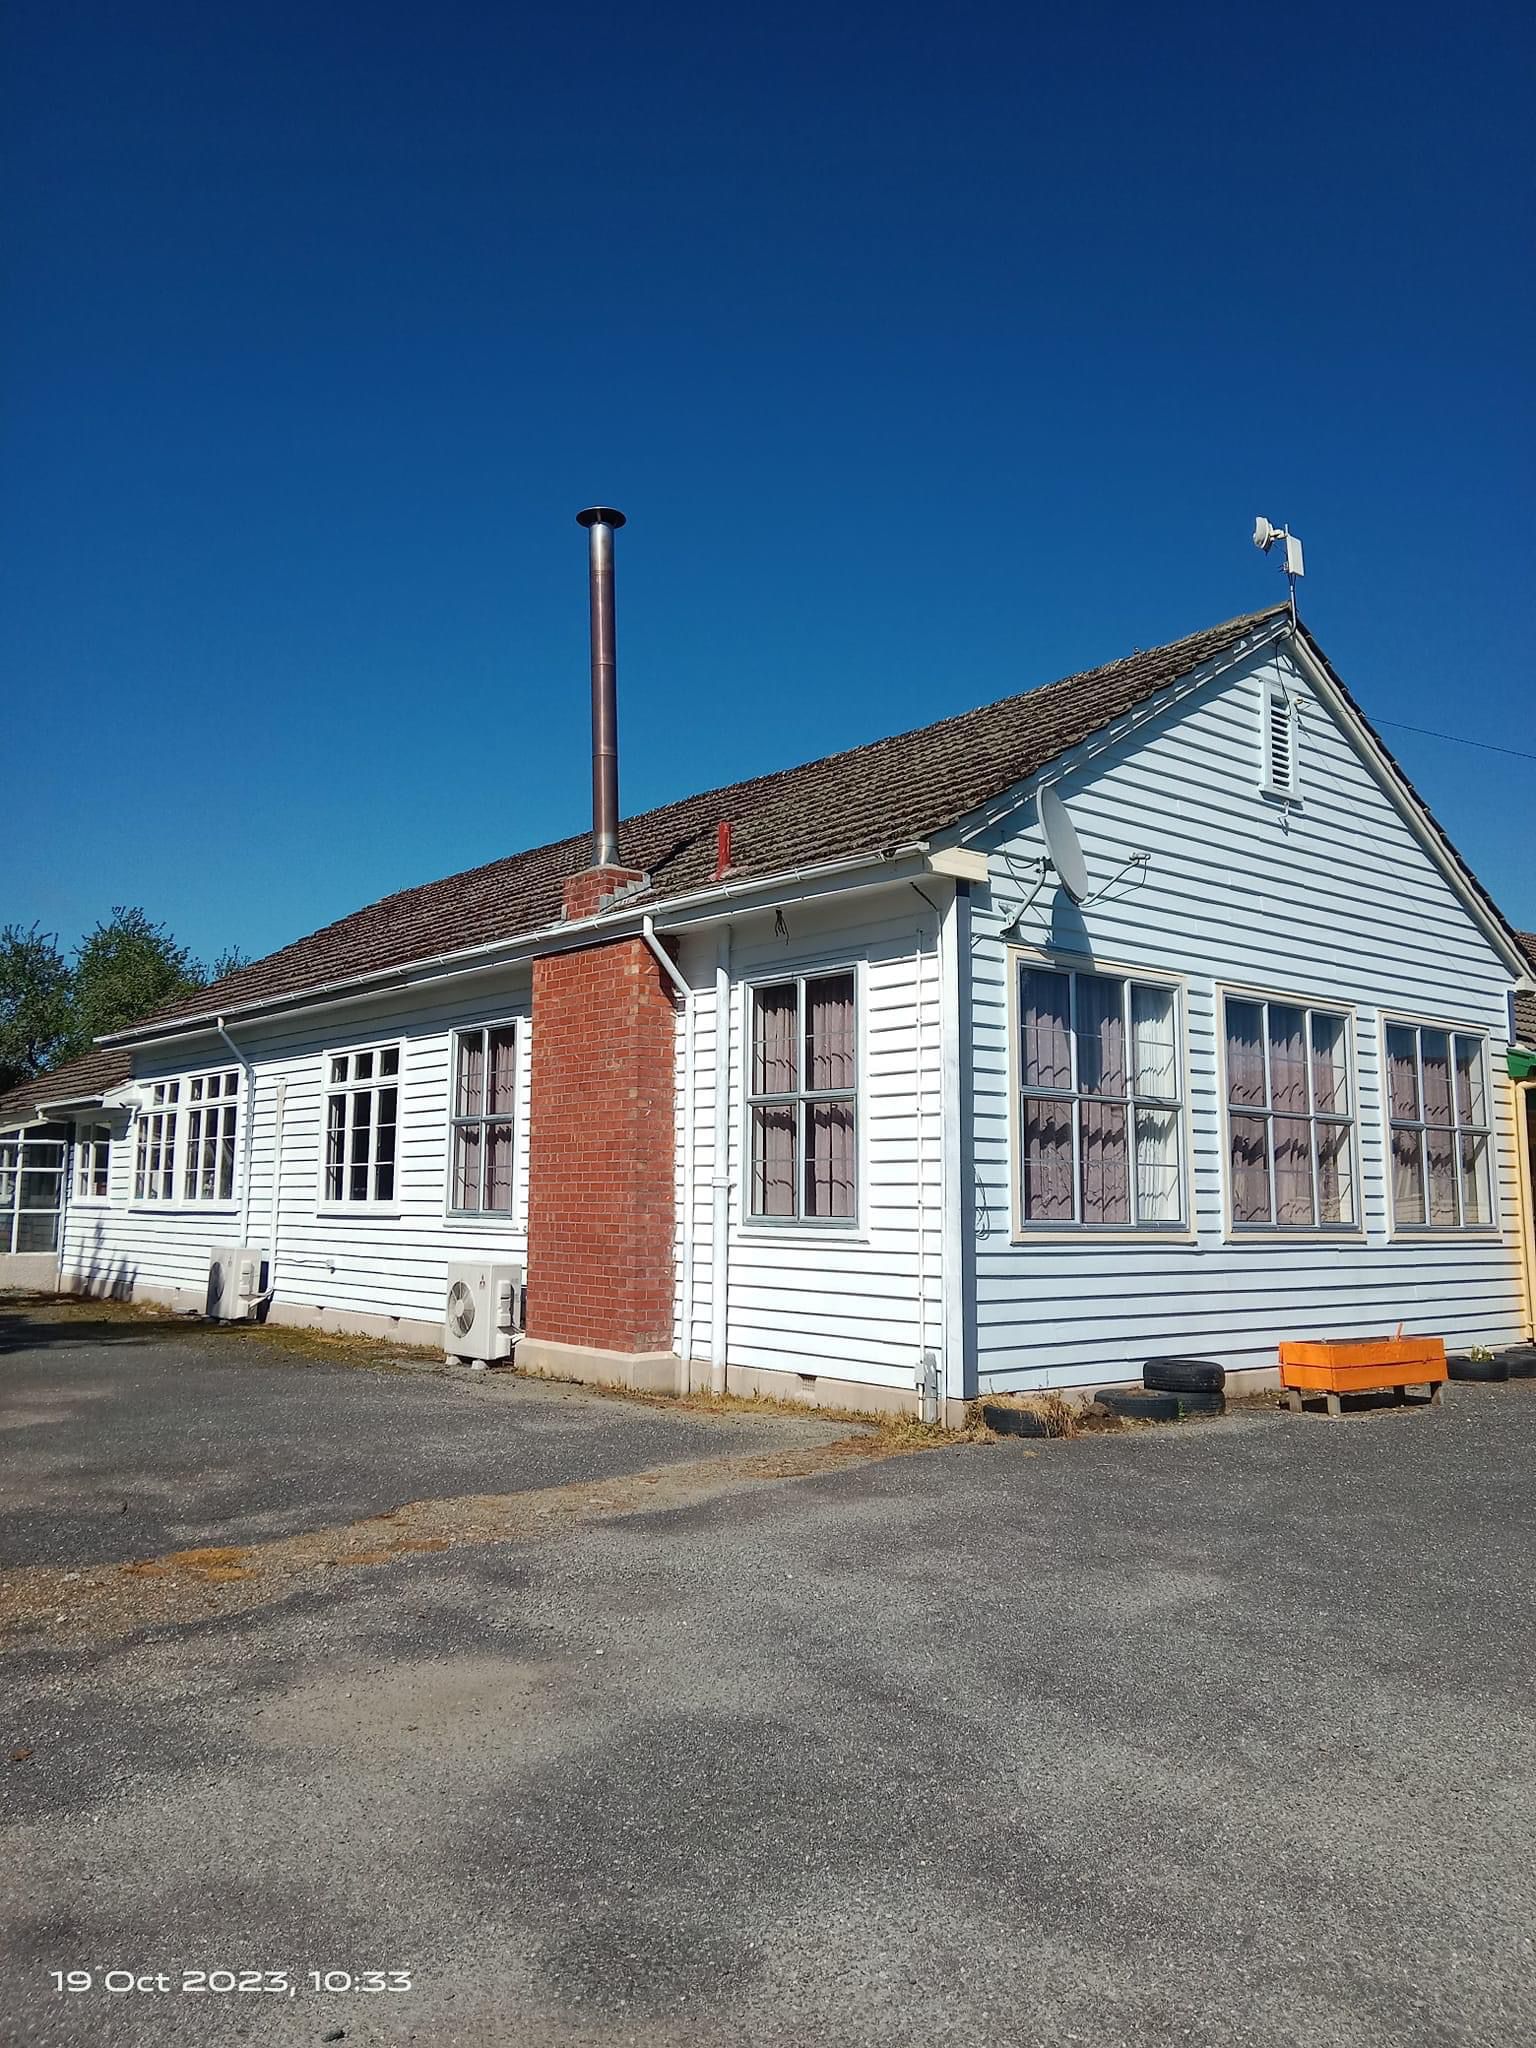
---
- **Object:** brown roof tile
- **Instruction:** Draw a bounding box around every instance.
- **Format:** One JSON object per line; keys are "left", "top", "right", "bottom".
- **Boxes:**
{"left": 115, "top": 605, "right": 1290, "bottom": 1036}
{"left": 0, "top": 1044, "right": 133, "bottom": 1129}
{"left": 1515, "top": 934, "right": 1536, "bottom": 1047}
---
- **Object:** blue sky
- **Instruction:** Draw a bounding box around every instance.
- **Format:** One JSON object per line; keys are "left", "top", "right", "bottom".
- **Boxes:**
{"left": 3, "top": 0, "right": 1532, "bottom": 966}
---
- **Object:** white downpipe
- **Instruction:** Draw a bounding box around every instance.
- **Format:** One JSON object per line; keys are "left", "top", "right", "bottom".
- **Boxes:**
{"left": 913, "top": 917, "right": 930, "bottom": 1418}
{"left": 264, "top": 1077, "right": 286, "bottom": 1302}
{"left": 642, "top": 918, "right": 695, "bottom": 1387}
{"left": 215, "top": 1017, "right": 256, "bottom": 1246}
{"left": 709, "top": 925, "right": 732, "bottom": 1397}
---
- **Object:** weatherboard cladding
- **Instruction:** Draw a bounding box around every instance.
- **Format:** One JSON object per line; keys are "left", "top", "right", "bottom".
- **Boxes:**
{"left": 13, "top": 600, "right": 1522, "bottom": 1108}
{"left": 119, "top": 607, "right": 1289, "bottom": 1034}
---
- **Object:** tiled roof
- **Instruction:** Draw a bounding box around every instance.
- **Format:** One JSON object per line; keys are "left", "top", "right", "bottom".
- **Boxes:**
{"left": 1516, "top": 934, "right": 1536, "bottom": 1046}
{"left": 114, "top": 606, "right": 1290, "bottom": 1035}
{"left": 0, "top": 1044, "right": 133, "bottom": 1130}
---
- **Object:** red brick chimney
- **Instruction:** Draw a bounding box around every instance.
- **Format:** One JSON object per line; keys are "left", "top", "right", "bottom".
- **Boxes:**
{"left": 522, "top": 512, "right": 680, "bottom": 1380}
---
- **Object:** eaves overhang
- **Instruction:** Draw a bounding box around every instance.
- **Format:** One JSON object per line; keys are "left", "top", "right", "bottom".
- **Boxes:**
{"left": 95, "top": 844, "right": 955, "bottom": 1051}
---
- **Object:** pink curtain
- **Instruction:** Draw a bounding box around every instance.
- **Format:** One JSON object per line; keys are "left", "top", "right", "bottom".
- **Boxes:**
{"left": 1080, "top": 1100, "right": 1130, "bottom": 1223}
{"left": 753, "top": 986, "right": 797, "bottom": 1096}
{"left": 1386, "top": 1026, "right": 1420, "bottom": 1121}
{"left": 1453, "top": 1037, "right": 1484, "bottom": 1126}
{"left": 485, "top": 1124, "right": 514, "bottom": 1212}
{"left": 1019, "top": 970, "right": 1071, "bottom": 1090}
{"left": 487, "top": 1028, "right": 517, "bottom": 1116}
{"left": 1272, "top": 1116, "right": 1314, "bottom": 1224}
{"left": 1392, "top": 1126, "right": 1426, "bottom": 1223}
{"left": 1075, "top": 974, "right": 1125, "bottom": 1097}
{"left": 1420, "top": 1032, "right": 1452, "bottom": 1126}
{"left": 1309, "top": 1014, "right": 1348, "bottom": 1115}
{"left": 1230, "top": 1113, "right": 1270, "bottom": 1224}
{"left": 751, "top": 1105, "right": 796, "bottom": 1217}
{"left": 457, "top": 1033, "right": 485, "bottom": 1117}
{"left": 454, "top": 1125, "right": 481, "bottom": 1209}
{"left": 1225, "top": 1001, "right": 1266, "bottom": 1107}
{"left": 1268, "top": 1006, "right": 1307, "bottom": 1114}
{"left": 1315, "top": 1122, "right": 1352, "bottom": 1225}
{"left": 806, "top": 975, "right": 854, "bottom": 1091}
{"left": 1021, "top": 1098, "right": 1073, "bottom": 1221}
{"left": 806, "top": 1100, "right": 855, "bottom": 1218}
{"left": 1419, "top": 1032, "right": 1455, "bottom": 1221}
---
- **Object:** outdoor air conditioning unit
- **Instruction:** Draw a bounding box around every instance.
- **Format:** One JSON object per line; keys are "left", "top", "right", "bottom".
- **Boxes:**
{"left": 206, "top": 1245, "right": 266, "bottom": 1321}
{"left": 444, "top": 1259, "right": 524, "bottom": 1367}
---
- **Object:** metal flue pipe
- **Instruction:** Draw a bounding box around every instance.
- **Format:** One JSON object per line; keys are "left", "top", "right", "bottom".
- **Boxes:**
{"left": 576, "top": 506, "right": 626, "bottom": 869}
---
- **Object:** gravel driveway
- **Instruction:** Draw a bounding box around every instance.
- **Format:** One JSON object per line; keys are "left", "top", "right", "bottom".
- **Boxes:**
{"left": 3, "top": 1298, "right": 1533, "bottom": 2047}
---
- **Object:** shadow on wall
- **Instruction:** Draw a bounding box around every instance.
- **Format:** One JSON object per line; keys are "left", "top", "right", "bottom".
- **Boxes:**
{"left": 69, "top": 1217, "right": 139, "bottom": 1306}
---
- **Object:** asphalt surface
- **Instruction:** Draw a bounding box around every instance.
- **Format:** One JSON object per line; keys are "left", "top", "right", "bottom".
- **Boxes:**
{"left": 0, "top": 1306, "right": 846, "bottom": 1568}
{"left": 3, "top": 1304, "right": 1534, "bottom": 2047}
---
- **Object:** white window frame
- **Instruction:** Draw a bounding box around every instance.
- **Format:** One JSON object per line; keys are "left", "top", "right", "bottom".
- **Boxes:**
{"left": 446, "top": 1021, "right": 520, "bottom": 1221}
{"left": 1219, "top": 991, "right": 1360, "bottom": 1234}
{"left": 180, "top": 1070, "right": 242, "bottom": 1204}
{"left": 131, "top": 1070, "right": 243, "bottom": 1208}
{"left": 1, "top": 1123, "right": 68, "bottom": 1253}
{"left": 1382, "top": 1016, "right": 1497, "bottom": 1235}
{"left": 1009, "top": 951, "right": 1190, "bottom": 1237}
{"left": 1262, "top": 682, "right": 1301, "bottom": 802}
{"left": 742, "top": 964, "right": 862, "bottom": 1230}
{"left": 320, "top": 1041, "right": 403, "bottom": 1210}
{"left": 75, "top": 1123, "right": 112, "bottom": 1203}
{"left": 133, "top": 1081, "right": 182, "bottom": 1203}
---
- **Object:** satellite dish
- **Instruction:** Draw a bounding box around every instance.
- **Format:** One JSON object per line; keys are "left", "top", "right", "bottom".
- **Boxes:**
{"left": 1039, "top": 784, "right": 1091, "bottom": 903}
{"left": 1253, "top": 516, "right": 1279, "bottom": 553}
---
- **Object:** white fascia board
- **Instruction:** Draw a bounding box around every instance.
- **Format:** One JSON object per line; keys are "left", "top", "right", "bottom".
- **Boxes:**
{"left": 938, "top": 616, "right": 1294, "bottom": 854}
{"left": 1285, "top": 631, "right": 1533, "bottom": 983}
{"left": 925, "top": 846, "right": 991, "bottom": 882}
{"left": 97, "top": 847, "right": 937, "bottom": 1051}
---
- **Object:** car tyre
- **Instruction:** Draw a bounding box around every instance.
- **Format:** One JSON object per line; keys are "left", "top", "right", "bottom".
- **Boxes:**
{"left": 1097, "top": 1387, "right": 1182, "bottom": 1423}
{"left": 980, "top": 1401, "right": 1052, "bottom": 1438}
{"left": 1143, "top": 1356, "right": 1225, "bottom": 1395}
{"left": 1447, "top": 1353, "right": 1509, "bottom": 1382}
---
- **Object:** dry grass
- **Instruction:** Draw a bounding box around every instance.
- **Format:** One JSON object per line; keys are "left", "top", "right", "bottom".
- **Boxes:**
{"left": 4, "top": 1289, "right": 976, "bottom": 1439}
{"left": 970, "top": 1390, "right": 1084, "bottom": 1439}
{"left": 0, "top": 1289, "right": 442, "bottom": 1373}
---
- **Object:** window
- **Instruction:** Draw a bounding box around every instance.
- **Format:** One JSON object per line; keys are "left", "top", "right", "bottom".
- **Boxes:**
{"left": 324, "top": 1045, "right": 400, "bottom": 1204}
{"left": 1, "top": 1124, "right": 67, "bottom": 1253}
{"left": 1224, "top": 998, "right": 1355, "bottom": 1228}
{"left": 133, "top": 1082, "right": 180, "bottom": 1201}
{"left": 1264, "top": 685, "right": 1298, "bottom": 797}
{"left": 748, "top": 972, "right": 857, "bottom": 1222}
{"left": 1386, "top": 1023, "right": 1492, "bottom": 1230}
{"left": 182, "top": 1071, "right": 240, "bottom": 1202}
{"left": 75, "top": 1124, "right": 111, "bottom": 1201}
{"left": 449, "top": 1024, "right": 517, "bottom": 1214}
{"left": 1016, "top": 963, "right": 1184, "bottom": 1229}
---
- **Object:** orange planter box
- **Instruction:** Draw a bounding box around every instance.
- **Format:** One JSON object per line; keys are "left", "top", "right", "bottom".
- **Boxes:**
{"left": 1279, "top": 1335, "right": 1447, "bottom": 1394}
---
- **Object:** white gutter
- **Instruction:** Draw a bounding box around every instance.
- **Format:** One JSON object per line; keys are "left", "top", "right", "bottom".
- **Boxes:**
{"left": 709, "top": 925, "right": 732, "bottom": 1397}
{"left": 96, "top": 847, "right": 940, "bottom": 1053}
{"left": 641, "top": 917, "right": 695, "bottom": 1384}
{"left": 215, "top": 1017, "right": 257, "bottom": 1245}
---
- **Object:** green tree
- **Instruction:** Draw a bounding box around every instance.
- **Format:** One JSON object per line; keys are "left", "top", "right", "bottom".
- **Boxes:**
{"left": 72, "top": 907, "right": 207, "bottom": 1046}
{"left": 209, "top": 946, "right": 252, "bottom": 983}
{"left": 0, "top": 924, "right": 75, "bottom": 1091}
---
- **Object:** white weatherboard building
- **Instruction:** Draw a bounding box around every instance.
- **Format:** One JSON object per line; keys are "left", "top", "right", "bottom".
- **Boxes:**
{"left": 4, "top": 552, "right": 1535, "bottom": 1419}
